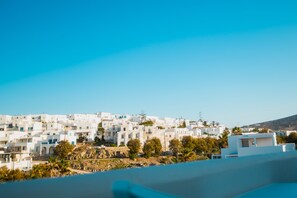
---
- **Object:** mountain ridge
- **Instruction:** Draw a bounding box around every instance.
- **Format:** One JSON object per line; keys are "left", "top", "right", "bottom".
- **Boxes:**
{"left": 247, "top": 114, "right": 297, "bottom": 131}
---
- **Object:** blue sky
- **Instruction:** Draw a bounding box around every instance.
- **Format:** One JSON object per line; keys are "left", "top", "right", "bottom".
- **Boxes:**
{"left": 1, "top": 0, "right": 297, "bottom": 127}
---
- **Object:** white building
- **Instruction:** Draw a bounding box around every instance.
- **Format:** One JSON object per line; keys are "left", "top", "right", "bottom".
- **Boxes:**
{"left": 0, "top": 131, "right": 26, "bottom": 149}
{"left": 115, "top": 124, "right": 144, "bottom": 146}
{"left": 97, "top": 112, "right": 114, "bottom": 120}
{"left": 0, "top": 115, "right": 12, "bottom": 124}
{"left": 5, "top": 135, "right": 43, "bottom": 154}
{"left": 17, "top": 122, "right": 43, "bottom": 132}
{"left": 201, "top": 125, "right": 225, "bottom": 137}
{"left": 0, "top": 152, "right": 32, "bottom": 171}
{"left": 68, "top": 114, "right": 101, "bottom": 123}
{"left": 38, "top": 131, "right": 77, "bottom": 156}
{"left": 220, "top": 133, "right": 295, "bottom": 158}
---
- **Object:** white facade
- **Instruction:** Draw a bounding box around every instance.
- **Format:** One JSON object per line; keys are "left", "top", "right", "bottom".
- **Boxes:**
{"left": 18, "top": 122, "right": 43, "bottom": 132}
{"left": 0, "top": 112, "right": 225, "bottom": 166}
{"left": 220, "top": 133, "right": 295, "bottom": 158}
{"left": 0, "top": 115, "right": 12, "bottom": 124}
{"left": 201, "top": 125, "right": 225, "bottom": 137}
{"left": 0, "top": 152, "right": 32, "bottom": 171}
{"left": 38, "top": 131, "right": 76, "bottom": 156}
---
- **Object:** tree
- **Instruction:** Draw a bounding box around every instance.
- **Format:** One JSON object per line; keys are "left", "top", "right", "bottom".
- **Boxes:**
{"left": 47, "top": 157, "right": 59, "bottom": 177}
{"left": 276, "top": 135, "right": 286, "bottom": 144}
{"left": 169, "top": 139, "right": 182, "bottom": 158}
{"left": 142, "top": 141, "right": 154, "bottom": 158}
{"left": 6, "top": 169, "right": 26, "bottom": 181}
{"left": 127, "top": 139, "right": 141, "bottom": 160}
{"left": 203, "top": 121, "right": 209, "bottom": 127}
{"left": 181, "top": 136, "right": 195, "bottom": 151}
{"left": 178, "top": 121, "right": 186, "bottom": 128}
{"left": 0, "top": 167, "right": 10, "bottom": 183}
{"left": 218, "top": 128, "right": 230, "bottom": 149}
{"left": 180, "top": 150, "right": 197, "bottom": 162}
{"left": 179, "top": 136, "right": 197, "bottom": 161}
{"left": 252, "top": 128, "right": 260, "bottom": 132}
{"left": 30, "top": 164, "right": 51, "bottom": 179}
{"left": 77, "top": 134, "right": 88, "bottom": 143}
{"left": 287, "top": 132, "right": 297, "bottom": 149}
{"left": 58, "top": 159, "right": 70, "bottom": 174}
{"left": 204, "top": 137, "right": 220, "bottom": 155}
{"left": 232, "top": 127, "right": 242, "bottom": 135}
{"left": 142, "top": 138, "right": 162, "bottom": 158}
{"left": 193, "top": 138, "right": 208, "bottom": 155}
{"left": 54, "top": 141, "right": 74, "bottom": 159}
{"left": 94, "top": 136, "right": 101, "bottom": 144}
{"left": 139, "top": 120, "right": 154, "bottom": 126}
{"left": 97, "top": 122, "right": 105, "bottom": 141}
{"left": 259, "top": 128, "right": 269, "bottom": 133}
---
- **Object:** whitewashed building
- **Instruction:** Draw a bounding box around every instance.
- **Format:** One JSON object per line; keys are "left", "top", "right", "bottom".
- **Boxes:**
{"left": 38, "top": 131, "right": 76, "bottom": 156}
{"left": 220, "top": 133, "right": 295, "bottom": 158}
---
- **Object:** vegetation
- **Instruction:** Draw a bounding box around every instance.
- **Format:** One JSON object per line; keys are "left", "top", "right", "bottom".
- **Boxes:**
{"left": 259, "top": 128, "right": 270, "bottom": 133}
{"left": 276, "top": 132, "right": 297, "bottom": 148}
{"left": 178, "top": 121, "right": 187, "bottom": 128}
{"left": 276, "top": 135, "right": 286, "bottom": 144}
{"left": 0, "top": 158, "right": 72, "bottom": 183}
{"left": 286, "top": 132, "right": 297, "bottom": 149}
{"left": 252, "top": 128, "right": 260, "bottom": 132}
{"left": 54, "top": 141, "right": 75, "bottom": 159}
{"left": 97, "top": 122, "right": 105, "bottom": 141}
{"left": 232, "top": 127, "right": 242, "bottom": 135}
{"left": 77, "top": 134, "right": 88, "bottom": 143}
{"left": 127, "top": 139, "right": 141, "bottom": 160}
{"left": 203, "top": 121, "right": 209, "bottom": 127}
{"left": 142, "top": 138, "right": 162, "bottom": 158}
{"left": 0, "top": 132, "right": 233, "bottom": 183}
{"left": 218, "top": 128, "right": 230, "bottom": 149}
{"left": 169, "top": 139, "right": 182, "bottom": 157}
{"left": 139, "top": 120, "right": 154, "bottom": 126}
{"left": 168, "top": 135, "right": 223, "bottom": 163}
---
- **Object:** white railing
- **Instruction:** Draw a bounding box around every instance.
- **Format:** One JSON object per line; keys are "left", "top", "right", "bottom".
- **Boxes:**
{"left": 1, "top": 152, "right": 297, "bottom": 198}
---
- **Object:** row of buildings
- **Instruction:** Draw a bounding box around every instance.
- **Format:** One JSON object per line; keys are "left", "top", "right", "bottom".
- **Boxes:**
{"left": 0, "top": 113, "right": 225, "bottom": 170}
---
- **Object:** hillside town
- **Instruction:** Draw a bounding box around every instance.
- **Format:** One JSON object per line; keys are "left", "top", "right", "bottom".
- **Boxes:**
{"left": 0, "top": 112, "right": 225, "bottom": 171}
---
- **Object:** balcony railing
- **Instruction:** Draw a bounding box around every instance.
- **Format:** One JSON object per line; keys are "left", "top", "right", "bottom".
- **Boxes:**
{"left": 1, "top": 151, "right": 297, "bottom": 198}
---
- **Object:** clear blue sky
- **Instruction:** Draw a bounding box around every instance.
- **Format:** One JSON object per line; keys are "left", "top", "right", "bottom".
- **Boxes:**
{"left": 1, "top": 0, "right": 297, "bottom": 127}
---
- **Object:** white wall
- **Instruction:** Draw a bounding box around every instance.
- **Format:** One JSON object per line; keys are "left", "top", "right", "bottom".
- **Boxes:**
{"left": 2, "top": 152, "right": 297, "bottom": 198}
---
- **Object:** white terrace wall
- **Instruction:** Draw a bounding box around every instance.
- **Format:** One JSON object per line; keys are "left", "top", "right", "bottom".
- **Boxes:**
{"left": 1, "top": 151, "right": 297, "bottom": 198}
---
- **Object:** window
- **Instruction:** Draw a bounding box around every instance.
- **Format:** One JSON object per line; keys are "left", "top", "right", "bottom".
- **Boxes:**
{"left": 241, "top": 139, "right": 249, "bottom": 147}
{"left": 121, "top": 134, "right": 125, "bottom": 139}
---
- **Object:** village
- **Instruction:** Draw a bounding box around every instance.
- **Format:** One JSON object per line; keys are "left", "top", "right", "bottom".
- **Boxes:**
{"left": 0, "top": 112, "right": 225, "bottom": 171}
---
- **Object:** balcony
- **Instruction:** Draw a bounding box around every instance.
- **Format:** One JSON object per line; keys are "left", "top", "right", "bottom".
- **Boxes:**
{"left": 238, "top": 144, "right": 295, "bottom": 157}
{"left": 1, "top": 151, "right": 297, "bottom": 197}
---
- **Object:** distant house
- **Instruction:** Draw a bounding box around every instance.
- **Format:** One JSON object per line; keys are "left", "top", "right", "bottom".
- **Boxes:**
{"left": 218, "top": 133, "right": 295, "bottom": 159}
{"left": 0, "top": 152, "right": 32, "bottom": 171}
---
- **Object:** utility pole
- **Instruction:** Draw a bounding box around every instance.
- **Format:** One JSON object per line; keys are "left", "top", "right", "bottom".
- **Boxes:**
{"left": 199, "top": 112, "right": 203, "bottom": 121}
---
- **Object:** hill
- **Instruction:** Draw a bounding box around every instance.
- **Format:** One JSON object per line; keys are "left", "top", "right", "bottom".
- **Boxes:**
{"left": 248, "top": 114, "right": 297, "bottom": 131}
